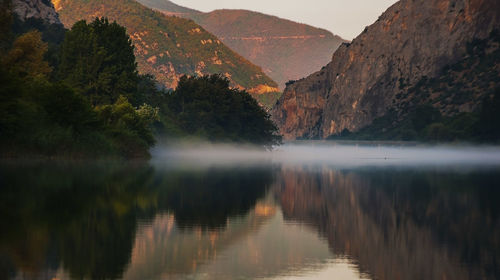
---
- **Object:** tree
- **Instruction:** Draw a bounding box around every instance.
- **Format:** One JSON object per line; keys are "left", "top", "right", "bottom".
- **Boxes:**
{"left": 0, "top": 0, "right": 12, "bottom": 50}
{"left": 3, "top": 30, "right": 51, "bottom": 79}
{"left": 95, "top": 95, "right": 156, "bottom": 157}
{"left": 168, "top": 74, "right": 282, "bottom": 148}
{"left": 478, "top": 90, "right": 500, "bottom": 141}
{"left": 59, "top": 18, "right": 138, "bottom": 105}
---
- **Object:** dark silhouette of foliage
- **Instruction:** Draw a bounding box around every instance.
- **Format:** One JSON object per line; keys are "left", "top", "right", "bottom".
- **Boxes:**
{"left": 167, "top": 74, "right": 282, "bottom": 147}
{"left": 0, "top": 0, "right": 12, "bottom": 50}
{"left": 59, "top": 18, "right": 138, "bottom": 105}
{"left": 0, "top": 17, "right": 156, "bottom": 158}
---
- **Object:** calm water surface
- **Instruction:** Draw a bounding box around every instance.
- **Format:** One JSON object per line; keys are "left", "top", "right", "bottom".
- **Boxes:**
{"left": 1, "top": 143, "right": 500, "bottom": 280}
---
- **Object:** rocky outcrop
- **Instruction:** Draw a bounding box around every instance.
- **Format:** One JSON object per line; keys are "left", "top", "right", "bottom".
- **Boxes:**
{"left": 272, "top": 0, "right": 500, "bottom": 140}
{"left": 12, "top": 0, "right": 62, "bottom": 25}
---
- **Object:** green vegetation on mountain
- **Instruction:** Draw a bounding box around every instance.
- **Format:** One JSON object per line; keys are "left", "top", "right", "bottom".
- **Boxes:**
{"left": 136, "top": 0, "right": 345, "bottom": 90}
{"left": 53, "top": 0, "right": 278, "bottom": 92}
{"left": 331, "top": 30, "right": 500, "bottom": 143}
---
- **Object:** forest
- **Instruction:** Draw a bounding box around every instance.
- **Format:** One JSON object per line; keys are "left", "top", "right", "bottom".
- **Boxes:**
{"left": 0, "top": 4, "right": 280, "bottom": 158}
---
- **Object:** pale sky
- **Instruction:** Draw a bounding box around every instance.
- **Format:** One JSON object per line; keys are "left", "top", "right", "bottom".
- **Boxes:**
{"left": 172, "top": 0, "right": 399, "bottom": 40}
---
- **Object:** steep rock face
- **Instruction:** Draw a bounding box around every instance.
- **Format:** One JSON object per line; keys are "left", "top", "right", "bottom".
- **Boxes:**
{"left": 272, "top": 0, "right": 500, "bottom": 140}
{"left": 12, "top": 0, "right": 61, "bottom": 25}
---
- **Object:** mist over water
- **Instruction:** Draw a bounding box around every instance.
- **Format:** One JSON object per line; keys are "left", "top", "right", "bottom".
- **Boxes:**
{"left": 151, "top": 141, "right": 500, "bottom": 168}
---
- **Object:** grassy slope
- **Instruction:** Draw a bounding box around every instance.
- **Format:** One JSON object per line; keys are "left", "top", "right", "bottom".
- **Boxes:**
{"left": 54, "top": 0, "right": 278, "bottom": 91}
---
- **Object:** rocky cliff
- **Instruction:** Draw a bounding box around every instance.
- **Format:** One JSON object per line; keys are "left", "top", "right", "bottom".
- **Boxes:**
{"left": 12, "top": 0, "right": 61, "bottom": 25}
{"left": 272, "top": 0, "right": 500, "bottom": 140}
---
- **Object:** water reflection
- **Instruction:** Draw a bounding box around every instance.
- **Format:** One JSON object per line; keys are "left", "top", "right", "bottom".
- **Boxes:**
{"left": 0, "top": 161, "right": 273, "bottom": 279}
{"left": 1, "top": 149, "right": 500, "bottom": 280}
{"left": 275, "top": 167, "right": 500, "bottom": 280}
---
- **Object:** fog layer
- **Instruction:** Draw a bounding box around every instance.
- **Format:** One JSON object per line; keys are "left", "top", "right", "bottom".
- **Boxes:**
{"left": 151, "top": 142, "right": 500, "bottom": 168}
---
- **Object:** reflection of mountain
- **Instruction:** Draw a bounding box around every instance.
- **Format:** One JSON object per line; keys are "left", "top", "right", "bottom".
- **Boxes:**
{"left": 123, "top": 199, "right": 364, "bottom": 280}
{"left": 124, "top": 204, "right": 275, "bottom": 279}
{"left": 274, "top": 167, "right": 500, "bottom": 280}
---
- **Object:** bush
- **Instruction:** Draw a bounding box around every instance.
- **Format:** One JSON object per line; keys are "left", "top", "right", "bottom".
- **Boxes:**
{"left": 96, "top": 96, "right": 156, "bottom": 157}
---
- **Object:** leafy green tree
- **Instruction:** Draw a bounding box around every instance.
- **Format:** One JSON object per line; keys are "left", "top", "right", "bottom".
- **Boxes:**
{"left": 168, "top": 74, "right": 281, "bottom": 147}
{"left": 3, "top": 31, "right": 52, "bottom": 79}
{"left": 59, "top": 18, "right": 138, "bottom": 105}
{"left": 95, "top": 96, "right": 156, "bottom": 157}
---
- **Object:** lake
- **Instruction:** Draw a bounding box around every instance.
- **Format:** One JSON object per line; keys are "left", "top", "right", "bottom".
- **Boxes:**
{"left": 1, "top": 142, "right": 500, "bottom": 280}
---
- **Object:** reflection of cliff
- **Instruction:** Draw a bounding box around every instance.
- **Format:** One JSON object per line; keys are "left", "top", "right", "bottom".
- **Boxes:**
{"left": 274, "top": 167, "right": 500, "bottom": 280}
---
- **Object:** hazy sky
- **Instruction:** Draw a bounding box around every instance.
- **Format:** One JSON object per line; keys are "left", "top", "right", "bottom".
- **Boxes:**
{"left": 172, "top": 0, "right": 399, "bottom": 40}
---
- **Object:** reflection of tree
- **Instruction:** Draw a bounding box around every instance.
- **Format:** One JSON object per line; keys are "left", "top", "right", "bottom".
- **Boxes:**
{"left": 0, "top": 162, "right": 274, "bottom": 279}
{"left": 154, "top": 167, "right": 274, "bottom": 229}
{"left": 274, "top": 167, "right": 500, "bottom": 280}
{"left": 0, "top": 161, "right": 158, "bottom": 280}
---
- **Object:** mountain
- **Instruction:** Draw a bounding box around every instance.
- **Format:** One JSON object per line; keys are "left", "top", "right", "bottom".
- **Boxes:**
{"left": 135, "top": 0, "right": 346, "bottom": 89}
{"left": 52, "top": 0, "right": 279, "bottom": 94}
{"left": 134, "top": 0, "right": 198, "bottom": 15}
{"left": 271, "top": 0, "right": 500, "bottom": 140}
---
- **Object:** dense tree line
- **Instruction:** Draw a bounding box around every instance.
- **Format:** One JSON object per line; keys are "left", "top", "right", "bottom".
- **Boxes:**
{"left": 1, "top": 16, "right": 157, "bottom": 157}
{"left": 0, "top": 9, "right": 281, "bottom": 158}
